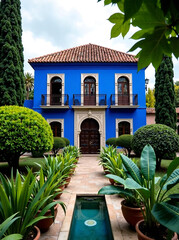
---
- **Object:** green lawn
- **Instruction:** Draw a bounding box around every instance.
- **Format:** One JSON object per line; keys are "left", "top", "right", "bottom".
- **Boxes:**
{"left": 0, "top": 156, "right": 45, "bottom": 176}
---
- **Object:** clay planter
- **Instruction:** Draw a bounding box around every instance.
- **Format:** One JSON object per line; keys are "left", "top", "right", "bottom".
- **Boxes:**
{"left": 135, "top": 220, "right": 178, "bottom": 240}
{"left": 121, "top": 200, "right": 144, "bottom": 227}
{"left": 36, "top": 204, "right": 58, "bottom": 232}
{"left": 108, "top": 177, "right": 115, "bottom": 185}
{"left": 54, "top": 184, "right": 65, "bottom": 199}
{"left": 33, "top": 226, "right": 41, "bottom": 240}
{"left": 64, "top": 177, "right": 71, "bottom": 188}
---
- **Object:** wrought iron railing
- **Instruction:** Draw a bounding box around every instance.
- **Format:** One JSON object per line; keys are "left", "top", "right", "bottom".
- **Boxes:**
{"left": 110, "top": 94, "right": 138, "bottom": 106}
{"left": 73, "top": 94, "right": 107, "bottom": 106}
{"left": 41, "top": 94, "right": 69, "bottom": 106}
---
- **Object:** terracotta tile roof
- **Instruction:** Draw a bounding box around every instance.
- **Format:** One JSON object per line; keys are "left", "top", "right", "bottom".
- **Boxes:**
{"left": 28, "top": 43, "right": 138, "bottom": 63}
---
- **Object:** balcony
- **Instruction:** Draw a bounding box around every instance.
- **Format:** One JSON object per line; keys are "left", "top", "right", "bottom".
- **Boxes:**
{"left": 41, "top": 94, "right": 69, "bottom": 108}
{"left": 72, "top": 94, "right": 107, "bottom": 108}
{"left": 110, "top": 94, "right": 139, "bottom": 108}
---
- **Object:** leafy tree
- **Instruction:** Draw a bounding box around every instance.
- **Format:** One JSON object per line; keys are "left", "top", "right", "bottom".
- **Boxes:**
{"left": 24, "top": 72, "right": 34, "bottom": 100}
{"left": 98, "top": 0, "right": 179, "bottom": 70}
{"left": 146, "top": 88, "right": 155, "bottom": 108}
{"left": 174, "top": 84, "right": 179, "bottom": 107}
{"left": 0, "top": 106, "right": 53, "bottom": 172}
{"left": 155, "top": 56, "right": 176, "bottom": 130}
{"left": 0, "top": 0, "right": 24, "bottom": 106}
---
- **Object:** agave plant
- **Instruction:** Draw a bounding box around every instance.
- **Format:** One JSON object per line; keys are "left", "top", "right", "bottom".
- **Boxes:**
{"left": 0, "top": 213, "right": 22, "bottom": 240}
{"left": 99, "top": 145, "right": 179, "bottom": 235}
{"left": 0, "top": 169, "right": 65, "bottom": 239}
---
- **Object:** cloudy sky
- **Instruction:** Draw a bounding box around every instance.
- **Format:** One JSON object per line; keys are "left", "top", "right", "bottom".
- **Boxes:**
{"left": 21, "top": 0, "right": 179, "bottom": 89}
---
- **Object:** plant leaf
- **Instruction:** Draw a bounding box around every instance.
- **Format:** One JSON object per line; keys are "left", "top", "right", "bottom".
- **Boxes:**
{"left": 98, "top": 185, "right": 134, "bottom": 198}
{"left": 167, "top": 157, "right": 179, "bottom": 177}
{"left": 152, "top": 202, "right": 179, "bottom": 234}
{"left": 140, "top": 145, "right": 156, "bottom": 181}
{"left": 124, "top": 0, "right": 142, "bottom": 21}
{"left": 162, "top": 169, "right": 179, "bottom": 191}
{"left": 120, "top": 154, "right": 142, "bottom": 184}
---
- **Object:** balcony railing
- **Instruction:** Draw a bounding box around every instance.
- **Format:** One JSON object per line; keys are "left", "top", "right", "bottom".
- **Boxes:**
{"left": 110, "top": 94, "right": 138, "bottom": 106}
{"left": 41, "top": 94, "right": 69, "bottom": 106}
{"left": 73, "top": 94, "right": 107, "bottom": 106}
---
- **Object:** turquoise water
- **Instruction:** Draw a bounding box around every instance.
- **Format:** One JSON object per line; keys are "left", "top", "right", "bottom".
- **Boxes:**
{"left": 68, "top": 196, "right": 114, "bottom": 240}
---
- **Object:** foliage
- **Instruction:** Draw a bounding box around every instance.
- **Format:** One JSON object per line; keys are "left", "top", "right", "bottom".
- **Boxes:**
{"left": 24, "top": 72, "right": 34, "bottom": 100}
{"left": 0, "top": 0, "right": 24, "bottom": 106}
{"left": 61, "top": 137, "right": 70, "bottom": 146}
{"left": 116, "top": 134, "right": 133, "bottom": 156}
{"left": 155, "top": 56, "right": 176, "bottom": 130}
{"left": 0, "top": 214, "right": 22, "bottom": 240}
{"left": 52, "top": 137, "right": 66, "bottom": 156}
{"left": 98, "top": 0, "right": 179, "bottom": 71}
{"left": 99, "top": 146, "right": 117, "bottom": 167}
{"left": 132, "top": 124, "right": 179, "bottom": 169}
{"left": 63, "top": 145, "right": 81, "bottom": 159}
{"left": 174, "top": 84, "right": 179, "bottom": 107}
{"left": 0, "top": 106, "right": 53, "bottom": 171}
{"left": 146, "top": 88, "right": 155, "bottom": 108}
{"left": 31, "top": 150, "right": 45, "bottom": 158}
{"left": 106, "top": 137, "right": 118, "bottom": 147}
{"left": 99, "top": 145, "right": 179, "bottom": 235}
{"left": 0, "top": 169, "right": 62, "bottom": 239}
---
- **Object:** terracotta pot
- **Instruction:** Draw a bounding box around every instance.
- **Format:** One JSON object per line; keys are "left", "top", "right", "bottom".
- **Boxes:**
{"left": 36, "top": 204, "right": 58, "bottom": 232}
{"left": 64, "top": 177, "right": 71, "bottom": 188}
{"left": 54, "top": 184, "right": 65, "bottom": 199}
{"left": 109, "top": 177, "right": 115, "bottom": 185}
{"left": 135, "top": 220, "right": 178, "bottom": 240}
{"left": 33, "top": 226, "right": 41, "bottom": 240}
{"left": 121, "top": 200, "right": 144, "bottom": 227}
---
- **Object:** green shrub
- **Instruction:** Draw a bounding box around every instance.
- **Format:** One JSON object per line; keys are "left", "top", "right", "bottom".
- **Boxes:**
{"left": 106, "top": 138, "right": 118, "bottom": 147}
{"left": 52, "top": 137, "right": 66, "bottom": 155}
{"left": 61, "top": 137, "right": 70, "bottom": 146}
{"left": 0, "top": 106, "right": 53, "bottom": 171}
{"left": 132, "top": 124, "right": 179, "bottom": 169}
{"left": 116, "top": 134, "right": 133, "bottom": 157}
{"left": 31, "top": 150, "right": 45, "bottom": 158}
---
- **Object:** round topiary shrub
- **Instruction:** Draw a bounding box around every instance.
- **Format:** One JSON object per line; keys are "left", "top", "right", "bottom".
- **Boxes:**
{"left": 132, "top": 124, "right": 179, "bottom": 169}
{"left": 116, "top": 134, "right": 133, "bottom": 157}
{"left": 52, "top": 137, "right": 66, "bottom": 155}
{"left": 0, "top": 106, "right": 53, "bottom": 170}
{"left": 61, "top": 137, "right": 70, "bottom": 146}
{"left": 106, "top": 138, "right": 118, "bottom": 147}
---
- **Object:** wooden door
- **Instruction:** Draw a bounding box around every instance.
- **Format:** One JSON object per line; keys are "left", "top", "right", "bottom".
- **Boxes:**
{"left": 84, "top": 77, "right": 96, "bottom": 105}
{"left": 50, "top": 122, "right": 61, "bottom": 137}
{"left": 50, "top": 77, "right": 62, "bottom": 105}
{"left": 118, "top": 121, "right": 130, "bottom": 136}
{"left": 80, "top": 119, "right": 100, "bottom": 154}
{"left": 118, "top": 77, "right": 129, "bottom": 105}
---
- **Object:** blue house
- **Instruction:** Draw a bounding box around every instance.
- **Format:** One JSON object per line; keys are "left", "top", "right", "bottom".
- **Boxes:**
{"left": 27, "top": 43, "right": 146, "bottom": 154}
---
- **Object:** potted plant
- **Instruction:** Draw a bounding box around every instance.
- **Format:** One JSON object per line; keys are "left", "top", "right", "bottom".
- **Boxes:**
{"left": 0, "top": 169, "right": 59, "bottom": 240}
{"left": 0, "top": 213, "right": 23, "bottom": 240}
{"left": 63, "top": 145, "right": 81, "bottom": 161}
{"left": 33, "top": 168, "right": 66, "bottom": 232}
{"left": 100, "top": 145, "right": 179, "bottom": 239}
{"left": 99, "top": 146, "right": 117, "bottom": 174}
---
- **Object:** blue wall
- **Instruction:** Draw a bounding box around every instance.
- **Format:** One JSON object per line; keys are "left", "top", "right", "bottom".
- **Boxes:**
{"left": 30, "top": 62, "right": 146, "bottom": 145}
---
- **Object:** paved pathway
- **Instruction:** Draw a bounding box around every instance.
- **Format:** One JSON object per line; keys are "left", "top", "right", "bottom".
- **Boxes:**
{"left": 40, "top": 155, "right": 137, "bottom": 240}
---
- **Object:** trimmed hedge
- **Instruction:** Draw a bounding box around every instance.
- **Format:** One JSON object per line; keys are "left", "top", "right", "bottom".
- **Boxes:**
{"left": 116, "top": 134, "right": 133, "bottom": 156}
{"left": 52, "top": 137, "right": 66, "bottom": 155}
{"left": 106, "top": 138, "right": 118, "bottom": 147}
{"left": 0, "top": 106, "right": 53, "bottom": 169}
{"left": 61, "top": 137, "right": 70, "bottom": 146}
{"left": 132, "top": 124, "right": 179, "bottom": 168}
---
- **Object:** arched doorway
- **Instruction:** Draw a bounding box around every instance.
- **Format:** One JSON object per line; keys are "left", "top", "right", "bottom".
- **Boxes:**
{"left": 84, "top": 76, "right": 96, "bottom": 105}
{"left": 50, "top": 121, "right": 61, "bottom": 137}
{"left": 118, "top": 76, "right": 129, "bottom": 105}
{"left": 80, "top": 118, "right": 100, "bottom": 154}
{"left": 118, "top": 121, "right": 130, "bottom": 136}
{"left": 50, "top": 77, "right": 62, "bottom": 105}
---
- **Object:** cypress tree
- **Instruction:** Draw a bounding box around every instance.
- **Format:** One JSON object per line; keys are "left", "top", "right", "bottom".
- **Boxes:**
{"left": 0, "top": 0, "right": 24, "bottom": 106}
{"left": 155, "top": 56, "right": 176, "bottom": 130}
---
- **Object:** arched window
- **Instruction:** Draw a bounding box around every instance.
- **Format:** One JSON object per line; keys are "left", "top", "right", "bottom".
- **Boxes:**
{"left": 50, "top": 77, "right": 62, "bottom": 105}
{"left": 84, "top": 76, "right": 96, "bottom": 105}
{"left": 50, "top": 121, "right": 61, "bottom": 137}
{"left": 118, "top": 76, "right": 129, "bottom": 105}
{"left": 118, "top": 121, "right": 130, "bottom": 136}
